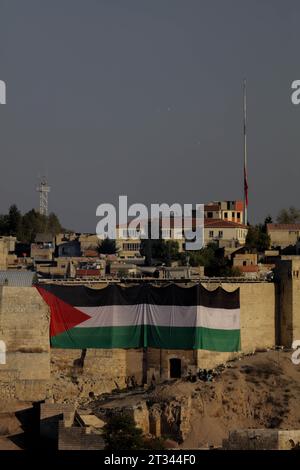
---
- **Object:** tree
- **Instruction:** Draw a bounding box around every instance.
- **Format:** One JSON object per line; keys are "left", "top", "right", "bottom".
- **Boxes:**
{"left": 8, "top": 204, "right": 22, "bottom": 237}
{"left": 20, "top": 209, "right": 47, "bottom": 243}
{"left": 245, "top": 224, "right": 270, "bottom": 252}
{"left": 0, "top": 206, "right": 64, "bottom": 243}
{"left": 181, "top": 243, "right": 241, "bottom": 277}
{"left": 184, "top": 243, "right": 216, "bottom": 268}
{"left": 264, "top": 215, "right": 273, "bottom": 227}
{"left": 102, "top": 414, "right": 145, "bottom": 451}
{"left": 47, "top": 212, "right": 62, "bottom": 234}
{"left": 277, "top": 207, "right": 300, "bottom": 224}
{"left": 0, "top": 214, "right": 9, "bottom": 236}
{"left": 140, "top": 239, "right": 180, "bottom": 266}
{"left": 97, "top": 238, "right": 119, "bottom": 255}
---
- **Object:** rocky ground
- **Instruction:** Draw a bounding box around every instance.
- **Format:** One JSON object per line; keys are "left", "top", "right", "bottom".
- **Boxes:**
{"left": 77, "top": 350, "right": 300, "bottom": 448}
{"left": 1, "top": 349, "right": 300, "bottom": 449}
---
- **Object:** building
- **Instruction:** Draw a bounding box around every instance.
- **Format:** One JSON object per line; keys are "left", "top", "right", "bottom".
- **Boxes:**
{"left": 0, "top": 236, "right": 16, "bottom": 269}
{"left": 79, "top": 234, "right": 99, "bottom": 252}
{"left": 233, "top": 253, "right": 258, "bottom": 268}
{"left": 204, "top": 200, "right": 244, "bottom": 223}
{"left": 55, "top": 232, "right": 78, "bottom": 246}
{"left": 267, "top": 223, "right": 300, "bottom": 249}
{"left": 31, "top": 233, "right": 55, "bottom": 262}
{"left": 115, "top": 215, "right": 248, "bottom": 258}
{"left": 36, "top": 257, "right": 106, "bottom": 279}
{"left": 204, "top": 219, "right": 247, "bottom": 247}
{"left": 57, "top": 239, "right": 81, "bottom": 257}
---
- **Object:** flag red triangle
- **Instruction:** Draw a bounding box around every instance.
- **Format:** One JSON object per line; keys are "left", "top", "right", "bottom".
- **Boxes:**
{"left": 36, "top": 286, "right": 91, "bottom": 337}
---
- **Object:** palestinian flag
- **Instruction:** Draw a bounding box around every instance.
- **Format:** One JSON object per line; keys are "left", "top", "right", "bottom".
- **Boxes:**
{"left": 37, "top": 283, "right": 240, "bottom": 352}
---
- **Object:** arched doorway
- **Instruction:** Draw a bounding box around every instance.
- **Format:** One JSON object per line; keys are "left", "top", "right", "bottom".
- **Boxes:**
{"left": 169, "top": 358, "right": 181, "bottom": 378}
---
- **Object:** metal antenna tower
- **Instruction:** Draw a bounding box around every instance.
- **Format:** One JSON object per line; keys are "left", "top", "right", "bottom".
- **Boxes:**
{"left": 36, "top": 177, "right": 50, "bottom": 216}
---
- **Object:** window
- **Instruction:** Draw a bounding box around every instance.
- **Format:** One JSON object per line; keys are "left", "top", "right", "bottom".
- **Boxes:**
{"left": 162, "top": 229, "right": 171, "bottom": 238}
{"left": 209, "top": 230, "right": 214, "bottom": 238}
{"left": 224, "top": 212, "right": 228, "bottom": 218}
{"left": 207, "top": 212, "right": 213, "bottom": 218}
{"left": 232, "top": 212, "right": 235, "bottom": 218}
{"left": 128, "top": 229, "right": 140, "bottom": 238}
{"left": 218, "top": 231, "right": 223, "bottom": 238}
{"left": 122, "top": 243, "right": 140, "bottom": 251}
{"left": 237, "top": 212, "right": 240, "bottom": 219}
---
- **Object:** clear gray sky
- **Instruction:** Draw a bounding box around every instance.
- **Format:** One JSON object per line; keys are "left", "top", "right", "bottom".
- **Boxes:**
{"left": 0, "top": 0, "right": 299, "bottom": 231}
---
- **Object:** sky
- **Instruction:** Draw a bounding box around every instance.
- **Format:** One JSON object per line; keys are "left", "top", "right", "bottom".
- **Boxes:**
{"left": 0, "top": 0, "right": 299, "bottom": 232}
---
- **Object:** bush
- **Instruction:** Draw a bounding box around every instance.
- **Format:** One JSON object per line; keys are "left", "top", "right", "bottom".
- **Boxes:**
{"left": 102, "top": 414, "right": 145, "bottom": 450}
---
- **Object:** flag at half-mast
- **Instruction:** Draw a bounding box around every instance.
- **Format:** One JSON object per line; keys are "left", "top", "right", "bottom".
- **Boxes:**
{"left": 244, "top": 79, "right": 248, "bottom": 211}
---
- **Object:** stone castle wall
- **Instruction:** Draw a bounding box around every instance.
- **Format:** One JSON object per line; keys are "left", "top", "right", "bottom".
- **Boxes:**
{"left": 0, "top": 286, "right": 50, "bottom": 401}
{"left": 1, "top": 265, "right": 300, "bottom": 401}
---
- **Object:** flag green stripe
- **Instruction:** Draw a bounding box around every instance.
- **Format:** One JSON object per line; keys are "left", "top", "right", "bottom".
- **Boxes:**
{"left": 51, "top": 325, "right": 240, "bottom": 352}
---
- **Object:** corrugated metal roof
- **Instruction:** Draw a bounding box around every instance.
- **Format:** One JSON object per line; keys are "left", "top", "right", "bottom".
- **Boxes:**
{"left": 0, "top": 270, "right": 36, "bottom": 286}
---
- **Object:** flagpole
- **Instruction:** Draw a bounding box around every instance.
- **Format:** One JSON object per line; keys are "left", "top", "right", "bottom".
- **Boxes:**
{"left": 243, "top": 79, "right": 248, "bottom": 225}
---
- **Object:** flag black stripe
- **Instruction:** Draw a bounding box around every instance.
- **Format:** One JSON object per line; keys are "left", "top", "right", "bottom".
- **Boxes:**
{"left": 38, "top": 283, "right": 240, "bottom": 309}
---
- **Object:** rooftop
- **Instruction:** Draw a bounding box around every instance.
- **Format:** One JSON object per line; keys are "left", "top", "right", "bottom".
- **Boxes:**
{"left": 267, "top": 224, "right": 300, "bottom": 231}
{"left": 0, "top": 270, "right": 36, "bottom": 286}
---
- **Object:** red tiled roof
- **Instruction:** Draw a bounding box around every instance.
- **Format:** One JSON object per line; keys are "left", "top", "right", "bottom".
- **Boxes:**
{"left": 267, "top": 224, "right": 300, "bottom": 231}
{"left": 118, "top": 218, "right": 247, "bottom": 230}
{"left": 83, "top": 249, "right": 98, "bottom": 257}
{"left": 238, "top": 265, "right": 259, "bottom": 273}
{"left": 204, "top": 219, "right": 247, "bottom": 229}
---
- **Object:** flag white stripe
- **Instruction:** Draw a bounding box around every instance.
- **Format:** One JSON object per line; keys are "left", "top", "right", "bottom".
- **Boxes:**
{"left": 75, "top": 305, "right": 240, "bottom": 330}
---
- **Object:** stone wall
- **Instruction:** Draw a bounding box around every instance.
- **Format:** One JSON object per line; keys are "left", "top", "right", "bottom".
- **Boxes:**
{"left": 0, "top": 275, "right": 297, "bottom": 400}
{"left": 197, "top": 282, "right": 275, "bottom": 369}
{"left": 147, "top": 348, "right": 197, "bottom": 382}
{"left": 145, "top": 282, "right": 276, "bottom": 376}
{"left": 0, "top": 286, "right": 50, "bottom": 401}
{"left": 275, "top": 259, "right": 300, "bottom": 346}
{"left": 44, "top": 280, "right": 277, "bottom": 390}
{"left": 50, "top": 348, "right": 129, "bottom": 400}
{"left": 40, "top": 402, "right": 75, "bottom": 441}
{"left": 223, "top": 428, "right": 300, "bottom": 450}
{"left": 58, "top": 421, "right": 105, "bottom": 450}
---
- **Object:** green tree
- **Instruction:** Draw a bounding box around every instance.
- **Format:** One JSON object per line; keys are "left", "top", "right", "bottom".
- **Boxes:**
{"left": 277, "top": 207, "right": 300, "bottom": 224}
{"left": 245, "top": 224, "right": 270, "bottom": 252}
{"left": 264, "top": 215, "right": 273, "bottom": 227}
{"left": 8, "top": 204, "right": 22, "bottom": 237}
{"left": 47, "top": 212, "right": 62, "bottom": 234}
{"left": 0, "top": 206, "right": 63, "bottom": 242}
{"left": 183, "top": 243, "right": 241, "bottom": 277}
{"left": 97, "top": 238, "right": 119, "bottom": 255}
{"left": 102, "top": 414, "right": 145, "bottom": 451}
{"left": 185, "top": 243, "right": 217, "bottom": 268}
{"left": 0, "top": 214, "right": 9, "bottom": 236}
{"left": 140, "top": 239, "right": 180, "bottom": 266}
{"left": 19, "top": 209, "right": 47, "bottom": 243}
